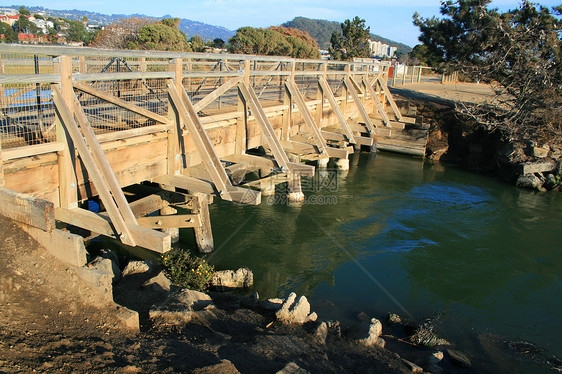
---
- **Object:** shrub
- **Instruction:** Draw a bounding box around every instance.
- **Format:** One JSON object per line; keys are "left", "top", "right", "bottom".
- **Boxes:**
{"left": 160, "top": 250, "right": 214, "bottom": 291}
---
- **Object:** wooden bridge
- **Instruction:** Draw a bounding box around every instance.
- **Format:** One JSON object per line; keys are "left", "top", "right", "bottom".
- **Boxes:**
{"left": 0, "top": 45, "right": 428, "bottom": 266}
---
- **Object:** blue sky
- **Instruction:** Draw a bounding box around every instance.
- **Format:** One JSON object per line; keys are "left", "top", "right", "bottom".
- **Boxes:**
{"left": 11, "top": 0, "right": 562, "bottom": 46}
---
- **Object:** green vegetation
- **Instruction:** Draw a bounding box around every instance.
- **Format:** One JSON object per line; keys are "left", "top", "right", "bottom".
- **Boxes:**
{"left": 329, "top": 17, "right": 371, "bottom": 61}
{"left": 128, "top": 18, "right": 192, "bottom": 51}
{"left": 228, "top": 26, "right": 320, "bottom": 58}
{"left": 160, "top": 250, "right": 215, "bottom": 291}
{"left": 0, "top": 22, "right": 18, "bottom": 43}
{"left": 282, "top": 16, "right": 412, "bottom": 55}
{"left": 413, "top": 0, "right": 562, "bottom": 143}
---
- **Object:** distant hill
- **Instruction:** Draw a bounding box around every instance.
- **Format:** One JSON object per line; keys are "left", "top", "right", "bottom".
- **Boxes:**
{"left": 282, "top": 16, "right": 412, "bottom": 56}
{"left": 0, "top": 5, "right": 235, "bottom": 41}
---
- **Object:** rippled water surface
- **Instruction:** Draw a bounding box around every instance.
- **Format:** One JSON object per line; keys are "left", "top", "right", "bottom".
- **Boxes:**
{"left": 171, "top": 152, "right": 561, "bottom": 372}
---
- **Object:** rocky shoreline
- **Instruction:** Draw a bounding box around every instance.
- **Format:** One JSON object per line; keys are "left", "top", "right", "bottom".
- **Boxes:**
{"left": 74, "top": 248, "right": 480, "bottom": 374}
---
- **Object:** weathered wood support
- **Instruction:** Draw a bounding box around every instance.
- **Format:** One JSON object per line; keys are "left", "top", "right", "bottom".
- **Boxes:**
{"left": 191, "top": 192, "right": 213, "bottom": 253}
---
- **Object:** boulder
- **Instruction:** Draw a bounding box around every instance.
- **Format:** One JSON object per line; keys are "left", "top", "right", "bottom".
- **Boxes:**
{"left": 99, "top": 248, "right": 121, "bottom": 281}
{"left": 149, "top": 289, "right": 213, "bottom": 326}
{"left": 75, "top": 257, "right": 116, "bottom": 301}
{"left": 276, "top": 362, "right": 310, "bottom": 374}
{"left": 142, "top": 271, "right": 172, "bottom": 293}
{"left": 348, "top": 317, "right": 383, "bottom": 347}
{"left": 275, "top": 293, "right": 316, "bottom": 324}
{"left": 532, "top": 146, "right": 549, "bottom": 158}
{"left": 90, "top": 256, "right": 120, "bottom": 284}
{"left": 446, "top": 349, "right": 472, "bottom": 368}
{"left": 210, "top": 268, "right": 253, "bottom": 291}
{"left": 122, "top": 260, "right": 156, "bottom": 277}
{"left": 386, "top": 312, "right": 403, "bottom": 325}
{"left": 515, "top": 174, "right": 544, "bottom": 190}
{"left": 314, "top": 322, "right": 328, "bottom": 344}
{"left": 262, "top": 298, "right": 284, "bottom": 311}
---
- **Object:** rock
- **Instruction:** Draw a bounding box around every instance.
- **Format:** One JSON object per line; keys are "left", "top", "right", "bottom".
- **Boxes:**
{"left": 119, "top": 366, "right": 142, "bottom": 373}
{"left": 276, "top": 362, "right": 310, "bottom": 374}
{"left": 115, "top": 306, "right": 139, "bottom": 332}
{"left": 446, "top": 349, "right": 472, "bottom": 368}
{"left": 262, "top": 298, "right": 284, "bottom": 311}
{"left": 314, "top": 322, "right": 328, "bottom": 344}
{"left": 515, "top": 174, "right": 544, "bottom": 190}
{"left": 348, "top": 318, "right": 383, "bottom": 347}
{"left": 75, "top": 261, "right": 113, "bottom": 302}
{"left": 149, "top": 289, "right": 213, "bottom": 326}
{"left": 532, "top": 146, "right": 549, "bottom": 158}
{"left": 192, "top": 359, "right": 240, "bottom": 374}
{"left": 428, "top": 351, "right": 444, "bottom": 364}
{"left": 401, "top": 358, "right": 423, "bottom": 373}
{"left": 519, "top": 160, "right": 557, "bottom": 175}
{"left": 99, "top": 248, "right": 121, "bottom": 281}
{"left": 142, "top": 271, "right": 172, "bottom": 293}
{"left": 210, "top": 268, "right": 253, "bottom": 291}
{"left": 387, "top": 312, "right": 402, "bottom": 325}
{"left": 376, "top": 337, "right": 386, "bottom": 348}
{"left": 122, "top": 260, "right": 156, "bottom": 277}
{"left": 90, "top": 256, "right": 120, "bottom": 283}
{"left": 305, "top": 312, "right": 318, "bottom": 323}
{"left": 275, "top": 293, "right": 316, "bottom": 324}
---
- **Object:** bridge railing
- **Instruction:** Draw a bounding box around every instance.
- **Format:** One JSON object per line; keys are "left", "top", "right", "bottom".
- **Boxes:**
{"left": 0, "top": 45, "right": 387, "bottom": 156}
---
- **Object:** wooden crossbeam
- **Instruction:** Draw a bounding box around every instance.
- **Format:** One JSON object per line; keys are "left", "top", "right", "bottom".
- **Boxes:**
{"left": 284, "top": 79, "right": 329, "bottom": 155}
{"left": 377, "top": 76, "right": 403, "bottom": 122}
{"left": 73, "top": 82, "right": 172, "bottom": 125}
{"left": 167, "top": 84, "right": 234, "bottom": 199}
{"left": 192, "top": 76, "right": 241, "bottom": 112}
{"left": 137, "top": 214, "right": 201, "bottom": 229}
{"left": 317, "top": 76, "right": 357, "bottom": 144}
{"left": 362, "top": 76, "right": 391, "bottom": 127}
{"left": 154, "top": 174, "right": 261, "bottom": 205}
{"left": 237, "top": 82, "right": 294, "bottom": 174}
{"left": 52, "top": 86, "right": 136, "bottom": 246}
{"left": 321, "top": 130, "right": 373, "bottom": 146}
{"left": 55, "top": 207, "right": 171, "bottom": 253}
{"left": 0, "top": 187, "right": 55, "bottom": 232}
{"left": 343, "top": 76, "right": 375, "bottom": 134}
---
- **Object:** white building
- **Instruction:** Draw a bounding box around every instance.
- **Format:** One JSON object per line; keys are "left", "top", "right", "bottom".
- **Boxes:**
{"left": 368, "top": 40, "right": 397, "bottom": 58}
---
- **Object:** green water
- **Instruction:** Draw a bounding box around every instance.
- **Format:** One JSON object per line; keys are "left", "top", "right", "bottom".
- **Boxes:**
{"left": 175, "top": 152, "right": 561, "bottom": 372}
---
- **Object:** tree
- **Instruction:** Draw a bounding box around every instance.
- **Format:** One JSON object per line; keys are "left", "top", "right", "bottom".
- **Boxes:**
{"left": 128, "top": 19, "right": 191, "bottom": 51}
{"left": 66, "top": 19, "right": 94, "bottom": 44}
{"left": 228, "top": 26, "right": 320, "bottom": 58}
{"left": 189, "top": 34, "right": 205, "bottom": 51}
{"left": 329, "top": 17, "right": 371, "bottom": 61}
{"left": 211, "top": 38, "right": 225, "bottom": 49}
{"left": 91, "top": 17, "right": 153, "bottom": 49}
{"left": 0, "top": 22, "right": 18, "bottom": 43}
{"left": 18, "top": 6, "right": 30, "bottom": 16}
{"left": 269, "top": 26, "right": 320, "bottom": 59}
{"left": 413, "top": 1, "right": 562, "bottom": 143}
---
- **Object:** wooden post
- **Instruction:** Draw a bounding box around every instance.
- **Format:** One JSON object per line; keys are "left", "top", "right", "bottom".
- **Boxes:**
{"left": 417, "top": 66, "right": 422, "bottom": 83}
{"left": 402, "top": 66, "right": 407, "bottom": 85}
{"left": 315, "top": 62, "right": 327, "bottom": 128}
{"left": 0, "top": 138, "right": 4, "bottom": 188}
{"left": 168, "top": 58, "right": 183, "bottom": 175}
{"left": 79, "top": 56, "right": 86, "bottom": 73}
{"left": 411, "top": 66, "right": 415, "bottom": 84}
{"left": 54, "top": 55, "right": 77, "bottom": 209}
{"left": 0, "top": 54, "right": 6, "bottom": 101}
{"left": 235, "top": 59, "right": 250, "bottom": 154}
{"left": 192, "top": 192, "right": 213, "bottom": 253}
{"left": 139, "top": 57, "right": 148, "bottom": 93}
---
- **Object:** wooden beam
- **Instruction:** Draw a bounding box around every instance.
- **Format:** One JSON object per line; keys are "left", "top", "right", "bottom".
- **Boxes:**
{"left": 168, "top": 84, "right": 235, "bottom": 200}
{"left": 0, "top": 139, "right": 4, "bottom": 187}
{"left": 377, "top": 76, "right": 403, "bottom": 122}
{"left": 153, "top": 174, "right": 261, "bottom": 205}
{"left": 284, "top": 79, "right": 329, "bottom": 155}
{"left": 0, "top": 187, "right": 55, "bottom": 232}
{"left": 193, "top": 77, "right": 241, "bottom": 112}
{"left": 344, "top": 76, "right": 375, "bottom": 134}
{"left": 54, "top": 207, "right": 171, "bottom": 253}
{"left": 362, "top": 76, "right": 391, "bottom": 127}
{"left": 191, "top": 192, "right": 213, "bottom": 253}
{"left": 73, "top": 82, "right": 171, "bottom": 125}
{"left": 317, "top": 76, "right": 357, "bottom": 144}
{"left": 128, "top": 191, "right": 190, "bottom": 218}
{"left": 52, "top": 86, "right": 136, "bottom": 246}
{"left": 137, "top": 214, "right": 201, "bottom": 229}
{"left": 237, "top": 82, "right": 292, "bottom": 173}
{"left": 222, "top": 153, "right": 276, "bottom": 172}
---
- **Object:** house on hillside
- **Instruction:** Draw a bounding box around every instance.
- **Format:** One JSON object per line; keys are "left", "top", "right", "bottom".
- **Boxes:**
{"left": 368, "top": 40, "right": 397, "bottom": 58}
